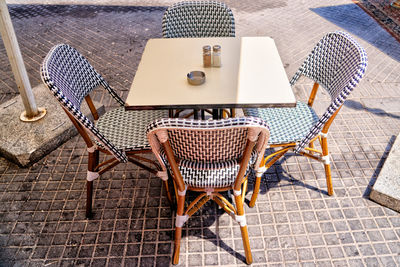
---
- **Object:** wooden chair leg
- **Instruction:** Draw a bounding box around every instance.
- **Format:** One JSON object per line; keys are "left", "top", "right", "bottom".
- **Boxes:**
{"left": 173, "top": 194, "right": 186, "bottom": 265}
{"left": 324, "top": 164, "right": 333, "bottom": 196}
{"left": 239, "top": 226, "right": 252, "bottom": 265}
{"left": 163, "top": 179, "right": 174, "bottom": 207}
{"left": 249, "top": 175, "right": 261, "bottom": 208}
{"left": 86, "top": 180, "right": 93, "bottom": 218}
{"left": 249, "top": 149, "right": 288, "bottom": 207}
{"left": 86, "top": 150, "right": 98, "bottom": 218}
{"left": 321, "top": 137, "right": 334, "bottom": 196}
{"left": 309, "top": 141, "right": 315, "bottom": 154}
{"left": 173, "top": 227, "right": 183, "bottom": 265}
{"left": 234, "top": 194, "right": 252, "bottom": 264}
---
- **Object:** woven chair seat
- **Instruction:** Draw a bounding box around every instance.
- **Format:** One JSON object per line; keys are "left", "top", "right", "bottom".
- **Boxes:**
{"left": 244, "top": 101, "right": 319, "bottom": 144}
{"left": 174, "top": 152, "right": 257, "bottom": 188}
{"left": 96, "top": 107, "right": 169, "bottom": 151}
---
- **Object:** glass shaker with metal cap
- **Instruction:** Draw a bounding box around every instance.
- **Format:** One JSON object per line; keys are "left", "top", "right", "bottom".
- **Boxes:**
{"left": 212, "top": 45, "right": 221, "bottom": 67}
{"left": 203, "top": 45, "right": 212, "bottom": 67}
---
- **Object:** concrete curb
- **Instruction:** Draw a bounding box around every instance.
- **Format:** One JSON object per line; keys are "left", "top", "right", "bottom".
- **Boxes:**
{"left": 370, "top": 133, "right": 400, "bottom": 212}
{"left": 0, "top": 84, "right": 104, "bottom": 167}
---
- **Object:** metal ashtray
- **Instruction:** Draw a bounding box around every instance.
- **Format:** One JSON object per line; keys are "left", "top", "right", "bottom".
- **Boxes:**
{"left": 187, "top": 71, "right": 205, "bottom": 85}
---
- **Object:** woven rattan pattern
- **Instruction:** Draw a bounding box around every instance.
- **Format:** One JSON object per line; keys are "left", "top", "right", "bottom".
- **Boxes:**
{"left": 162, "top": 1, "right": 235, "bottom": 38}
{"left": 293, "top": 31, "right": 367, "bottom": 152}
{"left": 41, "top": 44, "right": 126, "bottom": 161}
{"left": 290, "top": 32, "right": 366, "bottom": 101}
{"left": 246, "top": 31, "right": 367, "bottom": 153}
{"left": 147, "top": 117, "right": 269, "bottom": 188}
{"left": 245, "top": 101, "right": 319, "bottom": 144}
{"left": 95, "top": 107, "right": 168, "bottom": 151}
{"left": 41, "top": 44, "right": 168, "bottom": 162}
{"left": 179, "top": 160, "right": 242, "bottom": 188}
{"left": 42, "top": 44, "right": 124, "bottom": 108}
{"left": 168, "top": 128, "right": 247, "bottom": 162}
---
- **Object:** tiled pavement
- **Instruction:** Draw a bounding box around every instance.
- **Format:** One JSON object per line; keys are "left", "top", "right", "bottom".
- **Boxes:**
{"left": 1, "top": 0, "right": 400, "bottom": 266}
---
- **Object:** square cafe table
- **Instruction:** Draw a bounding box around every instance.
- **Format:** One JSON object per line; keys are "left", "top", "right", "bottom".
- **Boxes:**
{"left": 125, "top": 37, "right": 296, "bottom": 112}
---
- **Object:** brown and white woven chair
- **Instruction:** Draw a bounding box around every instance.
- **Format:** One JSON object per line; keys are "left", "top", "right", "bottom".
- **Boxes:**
{"left": 41, "top": 44, "right": 170, "bottom": 218}
{"left": 162, "top": 0, "right": 236, "bottom": 119}
{"left": 147, "top": 117, "right": 269, "bottom": 264}
{"left": 244, "top": 31, "right": 368, "bottom": 206}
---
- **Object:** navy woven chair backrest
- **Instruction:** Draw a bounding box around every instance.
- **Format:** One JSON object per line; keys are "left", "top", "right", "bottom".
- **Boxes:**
{"left": 162, "top": 1, "right": 235, "bottom": 38}
{"left": 41, "top": 44, "right": 127, "bottom": 162}
{"left": 147, "top": 117, "right": 269, "bottom": 165}
{"left": 41, "top": 44, "right": 124, "bottom": 108}
{"left": 292, "top": 31, "right": 368, "bottom": 153}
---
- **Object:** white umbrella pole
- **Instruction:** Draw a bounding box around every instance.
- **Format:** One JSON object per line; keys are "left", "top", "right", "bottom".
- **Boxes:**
{"left": 0, "top": 0, "right": 46, "bottom": 121}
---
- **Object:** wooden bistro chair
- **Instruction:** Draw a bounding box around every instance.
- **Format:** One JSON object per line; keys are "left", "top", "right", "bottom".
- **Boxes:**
{"left": 41, "top": 44, "right": 170, "bottom": 218}
{"left": 244, "top": 31, "right": 368, "bottom": 207}
{"left": 162, "top": 0, "right": 236, "bottom": 119}
{"left": 147, "top": 117, "right": 270, "bottom": 264}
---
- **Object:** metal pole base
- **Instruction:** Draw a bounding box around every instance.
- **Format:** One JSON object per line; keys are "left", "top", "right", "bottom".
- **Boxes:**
{"left": 20, "top": 107, "right": 46, "bottom": 122}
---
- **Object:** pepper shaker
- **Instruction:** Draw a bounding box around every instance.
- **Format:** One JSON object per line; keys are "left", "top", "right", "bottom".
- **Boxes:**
{"left": 212, "top": 45, "right": 221, "bottom": 67}
{"left": 203, "top": 45, "right": 212, "bottom": 67}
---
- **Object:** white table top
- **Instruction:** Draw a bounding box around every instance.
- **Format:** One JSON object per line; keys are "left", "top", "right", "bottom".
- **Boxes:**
{"left": 126, "top": 37, "right": 296, "bottom": 110}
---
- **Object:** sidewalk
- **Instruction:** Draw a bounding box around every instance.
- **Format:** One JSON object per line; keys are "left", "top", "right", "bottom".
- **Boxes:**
{"left": 0, "top": 0, "right": 400, "bottom": 266}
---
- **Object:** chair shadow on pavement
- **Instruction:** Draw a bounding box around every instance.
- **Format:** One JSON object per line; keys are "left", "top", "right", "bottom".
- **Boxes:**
{"left": 344, "top": 100, "right": 400, "bottom": 120}
{"left": 245, "top": 153, "right": 327, "bottom": 204}
{"left": 310, "top": 4, "right": 400, "bottom": 62}
{"left": 245, "top": 135, "right": 397, "bottom": 202}
{"left": 171, "top": 192, "right": 248, "bottom": 264}
{"left": 158, "top": 159, "right": 323, "bottom": 265}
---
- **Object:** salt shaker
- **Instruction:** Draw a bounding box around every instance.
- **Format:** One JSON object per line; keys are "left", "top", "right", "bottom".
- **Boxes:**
{"left": 212, "top": 45, "right": 221, "bottom": 67}
{"left": 203, "top": 45, "right": 212, "bottom": 67}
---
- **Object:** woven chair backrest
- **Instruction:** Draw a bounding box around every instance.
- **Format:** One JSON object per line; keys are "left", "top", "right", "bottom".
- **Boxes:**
{"left": 162, "top": 1, "right": 235, "bottom": 38}
{"left": 290, "top": 31, "right": 367, "bottom": 100}
{"left": 41, "top": 44, "right": 127, "bottom": 162}
{"left": 291, "top": 31, "right": 368, "bottom": 153}
{"left": 147, "top": 117, "right": 269, "bottom": 166}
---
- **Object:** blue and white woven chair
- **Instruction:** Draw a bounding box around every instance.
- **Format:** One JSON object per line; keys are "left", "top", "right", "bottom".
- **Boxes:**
{"left": 162, "top": 0, "right": 235, "bottom": 119}
{"left": 244, "top": 31, "right": 368, "bottom": 206}
{"left": 162, "top": 1, "right": 235, "bottom": 38}
{"left": 147, "top": 117, "right": 269, "bottom": 264}
{"left": 41, "top": 44, "right": 170, "bottom": 218}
